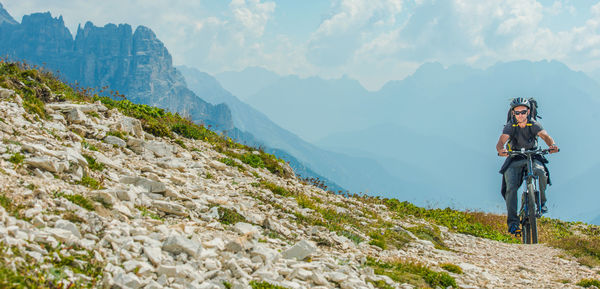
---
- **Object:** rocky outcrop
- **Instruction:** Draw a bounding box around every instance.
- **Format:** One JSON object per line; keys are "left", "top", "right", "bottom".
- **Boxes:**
{"left": 0, "top": 3, "right": 17, "bottom": 25}
{"left": 0, "top": 10, "right": 232, "bottom": 130}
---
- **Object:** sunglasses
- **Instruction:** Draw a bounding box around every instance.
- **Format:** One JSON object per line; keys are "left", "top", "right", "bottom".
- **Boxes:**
{"left": 513, "top": 110, "right": 528, "bottom": 115}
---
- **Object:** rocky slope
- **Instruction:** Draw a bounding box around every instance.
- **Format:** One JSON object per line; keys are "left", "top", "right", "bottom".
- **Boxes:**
{"left": 0, "top": 70, "right": 599, "bottom": 289}
{"left": 0, "top": 8, "right": 232, "bottom": 131}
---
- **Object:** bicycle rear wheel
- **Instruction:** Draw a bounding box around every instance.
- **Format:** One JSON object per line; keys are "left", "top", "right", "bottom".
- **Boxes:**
{"left": 527, "top": 182, "right": 538, "bottom": 244}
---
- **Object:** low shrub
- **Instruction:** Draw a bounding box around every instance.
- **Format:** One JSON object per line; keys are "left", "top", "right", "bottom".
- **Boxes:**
{"left": 367, "top": 257, "right": 457, "bottom": 289}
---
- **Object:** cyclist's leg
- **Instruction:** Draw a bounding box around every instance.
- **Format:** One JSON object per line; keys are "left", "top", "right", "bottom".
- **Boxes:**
{"left": 533, "top": 160, "right": 548, "bottom": 207}
{"left": 504, "top": 159, "right": 526, "bottom": 229}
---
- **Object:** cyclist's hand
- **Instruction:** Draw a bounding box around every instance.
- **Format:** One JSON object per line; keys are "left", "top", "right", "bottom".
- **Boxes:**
{"left": 549, "top": 144, "right": 559, "bottom": 153}
{"left": 497, "top": 149, "right": 508, "bottom": 157}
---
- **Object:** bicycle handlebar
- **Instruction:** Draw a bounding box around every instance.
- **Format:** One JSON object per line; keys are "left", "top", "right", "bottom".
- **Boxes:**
{"left": 497, "top": 147, "right": 560, "bottom": 157}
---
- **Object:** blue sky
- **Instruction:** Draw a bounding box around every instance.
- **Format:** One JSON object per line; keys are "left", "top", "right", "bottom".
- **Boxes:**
{"left": 3, "top": 0, "right": 600, "bottom": 90}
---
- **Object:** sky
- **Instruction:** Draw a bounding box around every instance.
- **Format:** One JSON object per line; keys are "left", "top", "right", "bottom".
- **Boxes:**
{"left": 3, "top": 0, "right": 600, "bottom": 90}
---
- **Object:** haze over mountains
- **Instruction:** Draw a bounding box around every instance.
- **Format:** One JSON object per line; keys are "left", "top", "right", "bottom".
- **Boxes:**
{"left": 216, "top": 61, "right": 600, "bottom": 224}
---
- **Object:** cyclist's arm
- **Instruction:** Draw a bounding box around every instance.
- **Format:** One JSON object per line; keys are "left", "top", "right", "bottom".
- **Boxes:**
{"left": 496, "top": 134, "right": 510, "bottom": 156}
{"left": 537, "top": 130, "right": 559, "bottom": 152}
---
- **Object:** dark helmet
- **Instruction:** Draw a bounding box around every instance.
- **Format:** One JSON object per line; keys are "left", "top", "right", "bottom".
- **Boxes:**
{"left": 510, "top": 97, "right": 530, "bottom": 110}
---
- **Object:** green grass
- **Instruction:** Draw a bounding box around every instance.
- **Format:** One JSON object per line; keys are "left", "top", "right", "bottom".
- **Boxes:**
{"left": 368, "top": 279, "right": 395, "bottom": 289}
{"left": 367, "top": 257, "right": 457, "bottom": 289}
{"left": 440, "top": 263, "right": 463, "bottom": 274}
{"left": 548, "top": 235, "right": 600, "bottom": 267}
{"left": 81, "top": 141, "right": 97, "bottom": 151}
{"left": 0, "top": 243, "right": 104, "bottom": 288}
{"left": 216, "top": 206, "right": 247, "bottom": 225}
{"left": 82, "top": 154, "right": 104, "bottom": 171}
{"left": 368, "top": 229, "right": 412, "bottom": 250}
{"left": 106, "top": 130, "right": 127, "bottom": 140}
{"left": 137, "top": 206, "right": 163, "bottom": 221}
{"left": 382, "top": 199, "right": 517, "bottom": 243}
{"left": 0, "top": 194, "right": 27, "bottom": 220}
{"left": 54, "top": 192, "right": 94, "bottom": 211}
{"left": 8, "top": 152, "right": 24, "bottom": 165}
{"left": 249, "top": 281, "right": 289, "bottom": 289}
{"left": 406, "top": 224, "right": 449, "bottom": 250}
{"left": 577, "top": 279, "right": 600, "bottom": 288}
{"left": 79, "top": 175, "right": 102, "bottom": 190}
{"left": 205, "top": 172, "right": 213, "bottom": 179}
{"left": 174, "top": 139, "right": 186, "bottom": 148}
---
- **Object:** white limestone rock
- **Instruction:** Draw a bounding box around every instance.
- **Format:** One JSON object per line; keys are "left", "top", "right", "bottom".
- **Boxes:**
{"left": 162, "top": 234, "right": 202, "bottom": 258}
{"left": 282, "top": 240, "right": 317, "bottom": 261}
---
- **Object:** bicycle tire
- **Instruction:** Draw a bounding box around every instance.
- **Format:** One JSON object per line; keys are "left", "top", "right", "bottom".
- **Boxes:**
{"left": 522, "top": 219, "right": 530, "bottom": 244}
{"left": 527, "top": 182, "right": 538, "bottom": 244}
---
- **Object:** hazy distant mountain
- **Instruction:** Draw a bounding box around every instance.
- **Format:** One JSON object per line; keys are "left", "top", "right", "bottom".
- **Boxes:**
{"left": 179, "top": 65, "right": 411, "bottom": 195}
{"left": 0, "top": 9, "right": 232, "bottom": 130}
{"left": 246, "top": 74, "right": 374, "bottom": 142}
{"left": 238, "top": 59, "right": 600, "bottom": 219}
{"left": 589, "top": 68, "right": 600, "bottom": 86}
{"left": 215, "top": 67, "right": 281, "bottom": 101}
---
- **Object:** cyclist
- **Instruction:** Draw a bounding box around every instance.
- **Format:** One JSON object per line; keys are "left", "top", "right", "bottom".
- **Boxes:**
{"left": 496, "top": 97, "right": 559, "bottom": 235}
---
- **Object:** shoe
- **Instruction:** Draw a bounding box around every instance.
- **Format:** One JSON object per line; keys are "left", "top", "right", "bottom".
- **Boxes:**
{"left": 508, "top": 223, "right": 522, "bottom": 236}
{"left": 541, "top": 204, "right": 548, "bottom": 214}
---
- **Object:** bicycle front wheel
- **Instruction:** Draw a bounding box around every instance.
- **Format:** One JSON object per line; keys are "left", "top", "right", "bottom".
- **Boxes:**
{"left": 527, "top": 182, "right": 538, "bottom": 244}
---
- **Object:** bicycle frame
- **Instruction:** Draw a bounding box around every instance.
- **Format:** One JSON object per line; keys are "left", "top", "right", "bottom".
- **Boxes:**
{"left": 506, "top": 147, "right": 556, "bottom": 244}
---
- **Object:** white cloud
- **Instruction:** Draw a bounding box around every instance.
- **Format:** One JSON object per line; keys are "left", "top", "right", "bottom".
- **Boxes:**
{"left": 3, "top": 0, "right": 600, "bottom": 89}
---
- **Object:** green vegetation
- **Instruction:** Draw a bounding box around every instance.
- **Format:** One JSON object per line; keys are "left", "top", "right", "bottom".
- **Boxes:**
{"left": 106, "top": 130, "right": 127, "bottom": 140}
{"left": 223, "top": 281, "right": 232, "bottom": 289}
{"left": 368, "top": 229, "right": 412, "bottom": 250}
{"left": 577, "top": 279, "right": 600, "bottom": 288}
{"left": 440, "top": 263, "right": 463, "bottom": 274}
{"left": 0, "top": 194, "right": 27, "bottom": 220}
{"left": 81, "top": 140, "right": 97, "bottom": 151}
{"left": 368, "top": 279, "right": 395, "bottom": 289}
{"left": 382, "top": 199, "right": 517, "bottom": 243}
{"left": 367, "top": 257, "right": 457, "bottom": 289}
{"left": 8, "top": 152, "right": 24, "bottom": 165}
{"left": 174, "top": 139, "right": 186, "bottom": 148}
{"left": 205, "top": 172, "right": 213, "bottom": 179}
{"left": 548, "top": 235, "right": 600, "bottom": 267}
{"left": 249, "top": 281, "right": 289, "bottom": 289}
{"left": 216, "top": 206, "right": 247, "bottom": 225}
{"left": 54, "top": 192, "right": 94, "bottom": 211}
{"left": 79, "top": 175, "right": 102, "bottom": 190}
{"left": 406, "top": 224, "right": 449, "bottom": 250}
{"left": 82, "top": 154, "right": 104, "bottom": 171}
{"left": 339, "top": 230, "right": 364, "bottom": 244}
{"left": 137, "top": 206, "right": 163, "bottom": 221}
{"left": 0, "top": 243, "right": 103, "bottom": 288}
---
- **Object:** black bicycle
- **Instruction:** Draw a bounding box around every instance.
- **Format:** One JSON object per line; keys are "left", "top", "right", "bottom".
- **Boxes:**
{"left": 507, "top": 147, "right": 557, "bottom": 244}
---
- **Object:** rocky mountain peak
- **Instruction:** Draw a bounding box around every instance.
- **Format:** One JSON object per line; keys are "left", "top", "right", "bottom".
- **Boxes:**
{"left": 0, "top": 2, "right": 17, "bottom": 25}
{"left": 0, "top": 8, "right": 233, "bottom": 131}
